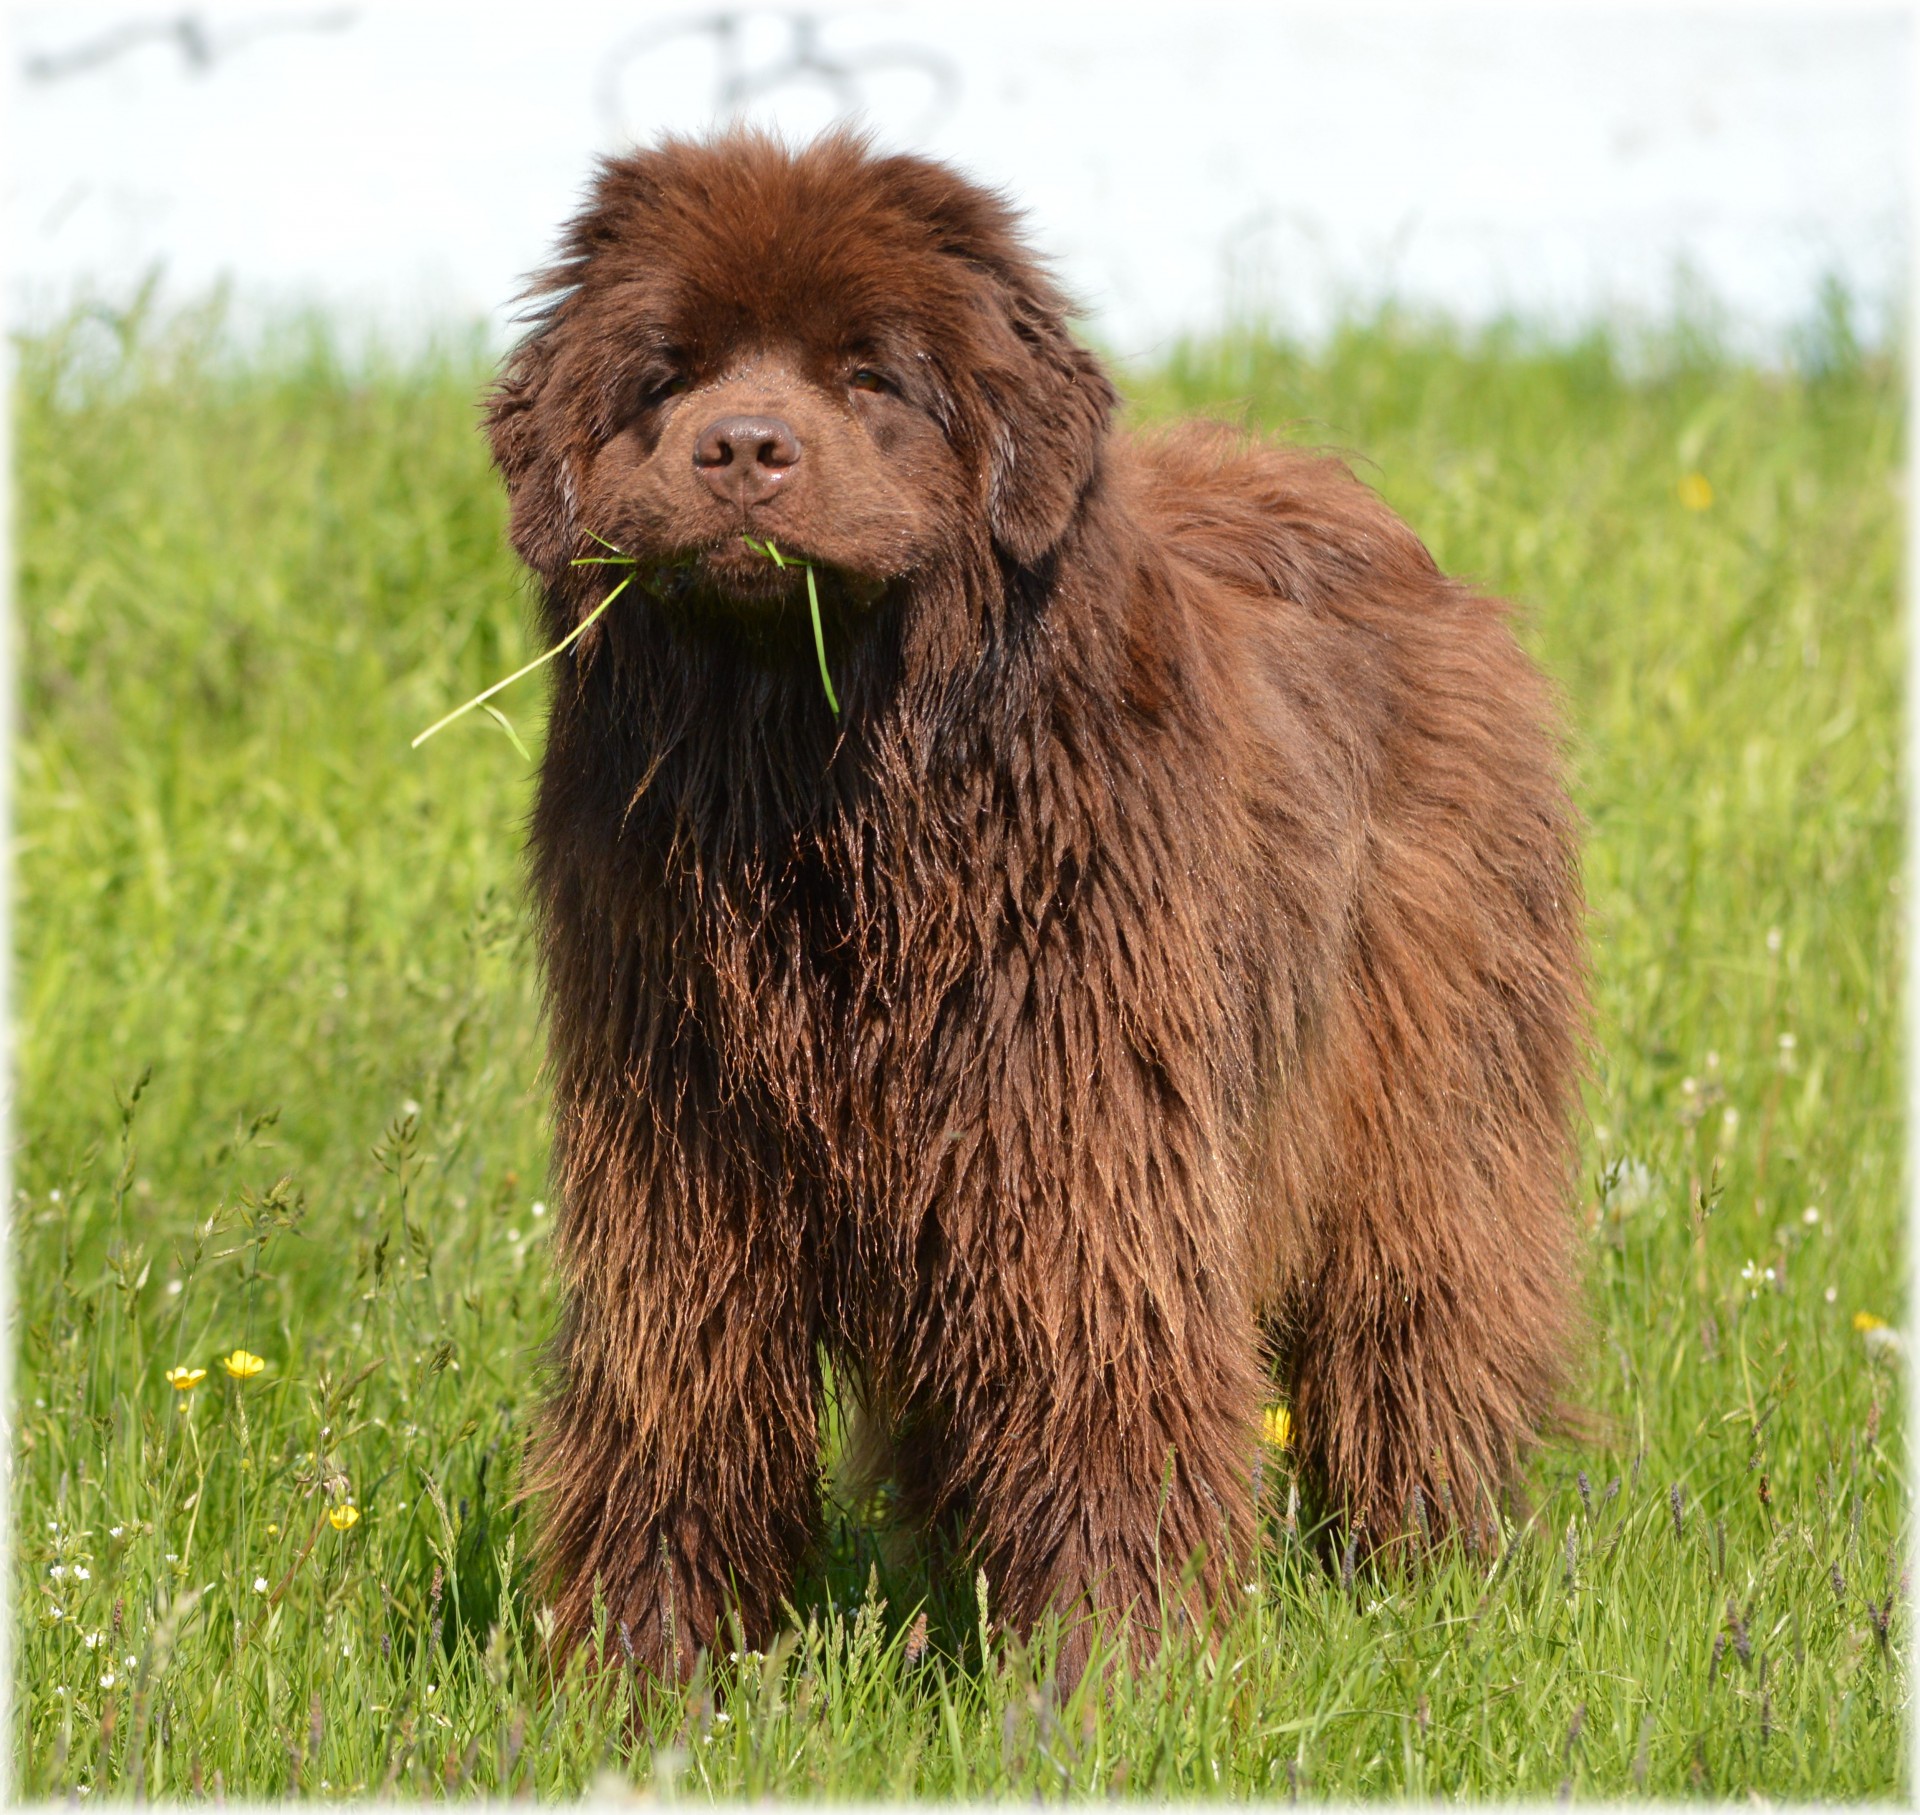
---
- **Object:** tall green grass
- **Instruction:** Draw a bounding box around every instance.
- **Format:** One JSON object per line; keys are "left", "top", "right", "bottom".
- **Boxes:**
{"left": 11, "top": 303, "right": 1905, "bottom": 1797}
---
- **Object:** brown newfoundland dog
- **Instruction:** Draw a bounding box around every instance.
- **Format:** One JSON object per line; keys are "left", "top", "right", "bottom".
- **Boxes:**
{"left": 486, "top": 130, "right": 1586, "bottom": 1679}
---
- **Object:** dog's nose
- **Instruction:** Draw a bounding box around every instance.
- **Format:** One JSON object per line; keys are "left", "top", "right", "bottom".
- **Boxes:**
{"left": 692, "top": 415, "right": 801, "bottom": 508}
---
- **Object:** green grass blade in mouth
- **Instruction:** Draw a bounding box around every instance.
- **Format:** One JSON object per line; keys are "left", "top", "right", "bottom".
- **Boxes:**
{"left": 742, "top": 534, "right": 840, "bottom": 718}
{"left": 478, "top": 702, "right": 532, "bottom": 762}
{"left": 805, "top": 562, "right": 841, "bottom": 718}
{"left": 411, "top": 566, "right": 633, "bottom": 750}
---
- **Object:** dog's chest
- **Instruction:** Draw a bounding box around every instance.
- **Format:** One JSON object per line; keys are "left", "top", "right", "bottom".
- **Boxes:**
{"left": 689, "top": 838, "right": 971, "bottom": 1117}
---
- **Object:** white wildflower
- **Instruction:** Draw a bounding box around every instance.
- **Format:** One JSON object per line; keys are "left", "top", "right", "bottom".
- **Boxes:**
{"left": 1601, "top": 1157, "right": 1655, "bottom": 1214}
{"left": 1864, "top": 1325, "right": 1905, "bottom": 1363}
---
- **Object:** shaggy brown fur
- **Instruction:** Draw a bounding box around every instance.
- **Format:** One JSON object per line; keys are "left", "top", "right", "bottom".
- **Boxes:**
{"left": 485, "top": 130, "right": 1587, "bottom": 1680}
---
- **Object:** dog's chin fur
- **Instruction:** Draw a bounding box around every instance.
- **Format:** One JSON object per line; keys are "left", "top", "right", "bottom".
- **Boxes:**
{"left": 646, "top": 547, "right": 806, "bottom": 618}
{"left": 486, "top": 128, "right": 1590, "bottom": 1687}
{"left": 624, "top": 553, "right": 892, "bottom": 683}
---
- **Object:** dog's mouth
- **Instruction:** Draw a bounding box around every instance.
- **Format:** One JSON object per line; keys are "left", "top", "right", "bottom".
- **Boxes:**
{"left": 639, "top": 541, "right": 886, "bottom": 617}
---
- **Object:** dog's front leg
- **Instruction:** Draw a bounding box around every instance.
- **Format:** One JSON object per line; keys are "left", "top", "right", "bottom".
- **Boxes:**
{"left": 526, "top": 1115, "right": 821, "bottom": 1680}
{"left": 916, "top": 1036, "right": 1266, "bottom": 1683}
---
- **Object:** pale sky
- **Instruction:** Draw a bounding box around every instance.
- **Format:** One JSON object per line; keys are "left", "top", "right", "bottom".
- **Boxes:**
{"left": 10, "top": 3, "right": 1910, "bottom": 358}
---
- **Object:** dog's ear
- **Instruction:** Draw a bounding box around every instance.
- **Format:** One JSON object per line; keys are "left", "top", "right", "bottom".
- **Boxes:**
{"left": 485, "top": 147, "right": 682, "bottom": 579}
{"left": 484, "top": 323, "right": 576, "bottom": 578}
{"left": 972, "top": 282, "right": 1118, "bottom": 565}
{"left": 868, "top": 150, "right": 1117, "bottom": 565}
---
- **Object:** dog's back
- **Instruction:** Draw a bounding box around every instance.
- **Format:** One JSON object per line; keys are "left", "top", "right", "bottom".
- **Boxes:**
{"left": 1122, "top": 422, "right": 1588, "bottom": 1541}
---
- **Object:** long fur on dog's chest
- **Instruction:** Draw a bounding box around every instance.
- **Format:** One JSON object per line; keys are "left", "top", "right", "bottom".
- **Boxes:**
{"left": 535, "top": 559, "right": 1260, "bottom": 1187}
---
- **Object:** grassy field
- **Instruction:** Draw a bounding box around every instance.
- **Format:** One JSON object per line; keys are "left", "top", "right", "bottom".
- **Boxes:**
{"left": 11, "top": 300, "right": 1906, "bottom": 1798}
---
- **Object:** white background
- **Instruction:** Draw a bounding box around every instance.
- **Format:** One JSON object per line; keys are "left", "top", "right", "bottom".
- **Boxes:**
{"left": 8, "top": 2, "right": 1912, "bottom": 359}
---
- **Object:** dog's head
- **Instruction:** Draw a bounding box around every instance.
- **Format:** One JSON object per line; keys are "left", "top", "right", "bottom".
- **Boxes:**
{"left": 486, "top": 131, "right": 1116, "bottom": 635}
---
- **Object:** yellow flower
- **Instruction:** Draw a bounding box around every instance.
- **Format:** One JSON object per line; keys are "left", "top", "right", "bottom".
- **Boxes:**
{"left": 1853, "top": 1311, "right": 1888, "bottom": 1333}
{"left": 1677, "top": 472, "right": 1714, "bottom": 512}
{"left": 164, "top": 1365, "right": 207, "bottom": 1392}
{"left": 221, "top": 1350, "right": 266, "bottom": 1380}
{"left": 266, "top": 1523, "right": 280, "bottom": 1537}
{"left": 327, "top": 1504, "right": 360, "bottom": 1532}
{"left": 1260, "top": 1404, "right": 1293, "bottom": 1450}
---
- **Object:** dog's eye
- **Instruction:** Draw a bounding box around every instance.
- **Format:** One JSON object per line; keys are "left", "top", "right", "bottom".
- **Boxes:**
{"left": 633, "top": 371, "right": 689, "bottom": 414}
{"left": 849, "top": 368, "right": 892, "bottom": 395}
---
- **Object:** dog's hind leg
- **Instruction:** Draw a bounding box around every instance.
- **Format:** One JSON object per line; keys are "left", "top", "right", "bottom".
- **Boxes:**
{"left": 1277, "top": 909, "right": 1585, "bottom": 1555}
